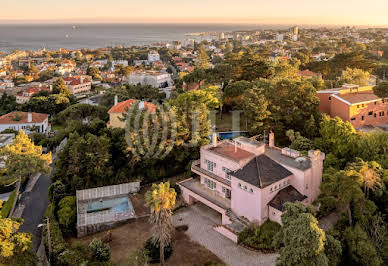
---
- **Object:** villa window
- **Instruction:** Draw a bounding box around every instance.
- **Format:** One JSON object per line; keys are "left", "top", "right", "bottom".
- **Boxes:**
{"left": 270, "top": 187, "right": 273, "bottom": 193}
{"left": 374, "top": 113, "right": 377, "bottom": 118}
{"left": 357, "top": 105, "right": 360, "bottom": 108}
{"left": 361, "top": 116, "right": 364, "bottom": 121}
{"left": 283, "top": 181, "right": 287, "bottom": 186}
{"left": 328, "top": 97, "right": 331, "bottom": 101}
{"left": 368, "top": 111, "right": 373, "bottom": 116}
{"left": 238, "top": 183, "right": 241, "bottom": 188}
{"left": 275, "top": 185, "right": 278, "bottom": 190}
{"left": 205, "top": 159, "right": 216, "bottom": 172}
{"left": 244, "top": 185, "right": 247, "bottom": 191}
{"left": 306, "top": 183, "right": 309, "bottom": 190}
{"left": 205, "top": 178, "right": 216, "bottom": 190}
{"left": 351, "top": 118, "right": 356, "bottom": 121}
{"left": 250, "top": 188, "right": 254, "bottom": 193}
{"left": 222, "top": 167, "right": 232, "bottom": 180}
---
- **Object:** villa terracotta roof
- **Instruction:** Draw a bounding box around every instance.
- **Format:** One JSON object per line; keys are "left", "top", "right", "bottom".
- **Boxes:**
{"left": 336, "top": 91, "right": 380, "bottom": 104}
{"left": 209, "top": 143, "right": 255, "bottom": 163}
{"left": 108, "top": 99, "right": 157, "bottom": 113}
{"left": 0, "top": 112, "right": 48, "bottom": 124}
{"left": 232, "top": 154, "right": 293, "bottom": 188}
{"left": 268, "top": 185, "right": 307, "bottom": 212}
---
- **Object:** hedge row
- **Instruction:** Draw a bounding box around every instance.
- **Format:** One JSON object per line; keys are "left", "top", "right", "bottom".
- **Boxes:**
{"left": 0, "top": 190, "right": 17, "bottom": 218}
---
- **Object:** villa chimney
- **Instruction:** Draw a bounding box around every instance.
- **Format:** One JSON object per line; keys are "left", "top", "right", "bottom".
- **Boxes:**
{"left": 212, "top": 132, "right": 218, "bottom": 147}
{"left": 27, "top": 112, "right": 32, "bottom": 123}
{"left": 139, "top": 101, "right": 145, "bottom": 110}
{"left": 114, "top": 95, "right": 118, "bottom": 106}
{"left": 49, "top": 85, "right": 53, "bottom": 91}
{"left": 269, "top": 131, "right": 275, "bottom": 148}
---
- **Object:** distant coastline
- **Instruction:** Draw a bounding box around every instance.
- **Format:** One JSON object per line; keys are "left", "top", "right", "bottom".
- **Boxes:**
{"left": 0, "top": 23, "right": 290, "bottom": 53}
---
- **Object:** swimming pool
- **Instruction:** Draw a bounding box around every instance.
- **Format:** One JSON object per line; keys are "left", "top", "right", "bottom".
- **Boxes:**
{"left": 217, "top": 131, "right": 248, "bottom": 140}
{"left": 86, "top": 196, "right": 132, "bottom": 214}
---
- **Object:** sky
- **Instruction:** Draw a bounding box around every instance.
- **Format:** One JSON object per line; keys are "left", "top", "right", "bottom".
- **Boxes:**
{"left": 1, "top": 0, "right": 388, "bottom": 26}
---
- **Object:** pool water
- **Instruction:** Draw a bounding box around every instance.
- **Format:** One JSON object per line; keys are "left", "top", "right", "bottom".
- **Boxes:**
{"left": 86, "top": 197, "right": 132, "bottom": 214}
{"left": 217, "top": 131, "right": 248, "bottom": 140}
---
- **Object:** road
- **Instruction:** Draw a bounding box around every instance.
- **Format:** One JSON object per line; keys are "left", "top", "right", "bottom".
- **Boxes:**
{"left": 18, "top": 173, "right": 52, "bottom": 251}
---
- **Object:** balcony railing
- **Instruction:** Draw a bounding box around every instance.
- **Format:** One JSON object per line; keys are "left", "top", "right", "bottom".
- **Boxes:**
{"left": 191, "top": 160, "right": 231, "bottom": 187}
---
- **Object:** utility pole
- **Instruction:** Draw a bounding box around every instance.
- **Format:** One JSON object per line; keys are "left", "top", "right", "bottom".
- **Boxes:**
{"left": 46, "top": 217, "right": 51, "bottom": 264}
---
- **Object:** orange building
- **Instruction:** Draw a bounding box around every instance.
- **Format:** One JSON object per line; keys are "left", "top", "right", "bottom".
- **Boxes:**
{"left": 317, "top": 84, "right": 388, "bottom": 129}
{"left": 108, "top": 97, "right": 157, "bottom": 128}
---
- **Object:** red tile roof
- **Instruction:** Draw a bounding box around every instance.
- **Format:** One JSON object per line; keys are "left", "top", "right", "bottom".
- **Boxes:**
{"left": 0, "top": 112, "right": 48, "bottom": 124}
{"left": 209, "top": 143, "right": 255, "bottom": 163}
{"left": 336, "top": 90, "right": 380, "bottom": 104}
{"left": 108, "top": 99, "right": 157, "bottom": 113}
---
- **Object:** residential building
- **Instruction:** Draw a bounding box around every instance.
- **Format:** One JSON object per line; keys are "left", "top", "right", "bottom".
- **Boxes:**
{"left": 179, "top": 134, "right": 325, "bottom": 242}
{"left": 148, "top": 51, "right": 160, "bottom": 62}
{"left": 107, "top": 97, "right": 157, "bottom": 128}
{"left": 317, "top": 84, "right": 388, "bottom": 129}
{"left": 0, "top": 112, "right": 50, "bottom": 133}
{"left": 63, "top": 76, "right": 92, "bottom": 94}
{"left": 298, "top": 69, "right": 323, "bottom": 79}
{"left": 16, "top": 87, "right": 40, "bottom": 104}
{"left": 123, "top": 71, "right": 173, "bottom": 88}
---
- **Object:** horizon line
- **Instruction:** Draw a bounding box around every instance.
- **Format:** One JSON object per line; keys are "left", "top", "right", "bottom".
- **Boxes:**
{"left": 0, "top": 18, "right": 387, "bottom": 28}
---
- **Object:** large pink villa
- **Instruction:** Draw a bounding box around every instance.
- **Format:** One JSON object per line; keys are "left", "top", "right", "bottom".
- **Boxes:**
{"left": 178, "top": 133, "right": 325, "bottom": 242}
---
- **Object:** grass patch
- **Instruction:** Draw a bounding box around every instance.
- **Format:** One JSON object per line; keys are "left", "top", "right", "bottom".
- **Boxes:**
{"left": 215, "top": 112, "right": 248, "bottom": 132}
{"left": 1, "top": 190, "right": 17, "bottom": 218}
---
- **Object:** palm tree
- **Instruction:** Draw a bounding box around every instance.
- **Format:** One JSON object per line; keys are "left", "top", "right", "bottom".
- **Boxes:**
{"left": 347, "top": 159, "right": 382, "bottom": 199}
{"left": 145, "top": 182, "right": 176, "bottom": 266}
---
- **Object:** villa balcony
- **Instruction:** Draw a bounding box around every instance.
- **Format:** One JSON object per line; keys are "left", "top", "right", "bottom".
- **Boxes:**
{"left": 179, "top": 178, "right": 231, "bottom": 211}
{"left": 191, "top": 160, "right": 231, "bottom": 187}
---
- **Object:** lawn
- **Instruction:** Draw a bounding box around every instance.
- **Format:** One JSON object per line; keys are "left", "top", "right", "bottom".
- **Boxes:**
{"left": 215, "top": 111, "right": 249, "bottom": 132}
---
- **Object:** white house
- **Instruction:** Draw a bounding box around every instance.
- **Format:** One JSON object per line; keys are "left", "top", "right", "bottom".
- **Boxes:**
{"left": 0, "top": 112, "right": 50, "bottom": 134}
{"left": 148, "top": 51, "right": 160, "bottom": 62}
{"left": 124, "top": 71, "right": 173, "bottom": 88}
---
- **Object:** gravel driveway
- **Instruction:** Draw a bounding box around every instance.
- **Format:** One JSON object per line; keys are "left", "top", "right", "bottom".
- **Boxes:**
{"left": 173, "top": 203, "right": 278, "bottom": 266}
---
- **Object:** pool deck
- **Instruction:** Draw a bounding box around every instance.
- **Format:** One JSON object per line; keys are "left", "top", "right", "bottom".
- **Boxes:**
{"left": 76, "top": 182, "right": 140, "bottom": 237}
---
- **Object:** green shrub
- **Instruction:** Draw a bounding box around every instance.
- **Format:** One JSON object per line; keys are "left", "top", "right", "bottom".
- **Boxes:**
{"left": 144, "top": 238, "right": 172, "bottom": 263}
{"left": 128, "top": 248, "right": 150, "bottom": 266}
{"left": 0, "top": 190, "right": 17, "bottom": 218}
{"left": 42, "top": 203, "right": 68, "bottom": 264}
{"left": 48, "top": 180, "right": 66, "bottom": 205}
{"left": 60, "top": 242, "right": 90, "bottom": 265}
{"left": 88, "top": 238, "right": 111, "bottom": 262}
{"left": 238, "top": 220, "right": 281, "bottom": 251}
{"left": 57, "top": 196, "right": 77, "bottom": 236}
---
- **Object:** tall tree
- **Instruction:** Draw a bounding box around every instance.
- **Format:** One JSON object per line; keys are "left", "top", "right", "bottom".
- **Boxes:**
{"left": 340, "top": 67, "right": 371, "bottom": 86}
{"left": 145, "top": 182, "right": 176, "bottom": 266}
{"left": 195, "top": 45, "right": 211, "bottom": 70}
{"left": 0, "top": 208, "right": 33, "bottom": 264}
{"left": 53, "top": 77, "right": 71, "bottom": 96}
{"left": 273, "top": 202, "right": 341, "bottom": 266}
{"left": 318, "top": 169, "right": 364, "bottom": 225}
{"left": 0, "top": 131, "right": 52, "bottom": 216}
{"left": 373, "top": 81, "right": 388, "bottom": 99}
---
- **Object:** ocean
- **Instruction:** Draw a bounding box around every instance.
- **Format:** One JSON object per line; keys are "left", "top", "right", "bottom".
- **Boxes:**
{"left": 0, "top": 23, "right": 288, "bottom": 52}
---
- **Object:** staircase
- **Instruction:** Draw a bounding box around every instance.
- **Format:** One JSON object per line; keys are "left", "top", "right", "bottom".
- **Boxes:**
{"left": 225, "top": 208, "right": 249, "bottom": 234}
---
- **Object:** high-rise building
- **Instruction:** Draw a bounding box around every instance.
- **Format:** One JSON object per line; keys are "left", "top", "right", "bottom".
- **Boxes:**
{"left": 289, "top": 26, "right": 299, "bottom": 35}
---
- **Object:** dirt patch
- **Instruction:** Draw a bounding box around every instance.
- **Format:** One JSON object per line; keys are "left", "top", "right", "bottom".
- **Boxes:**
{"left": 69, "top": 218, "right": 223, "bottom": 266}
{"left": 129, "top": 186, "right": 150, "bottom": 217}
{"left": 69, "top": 218, "right": 152, "bottom": 266}
{"left": 166, "top": 229, "right": 224, "bottom": 266}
